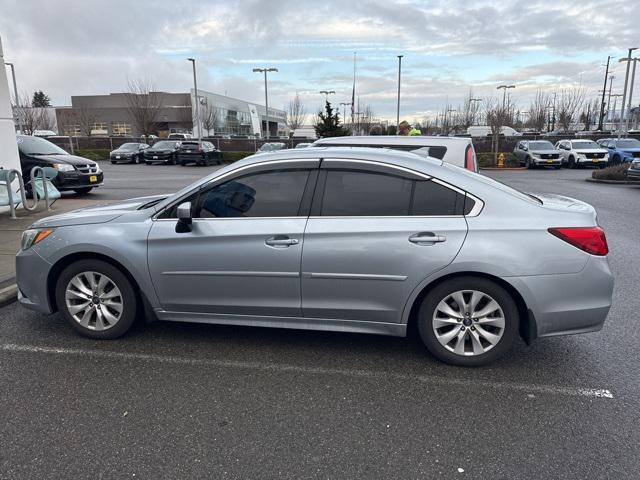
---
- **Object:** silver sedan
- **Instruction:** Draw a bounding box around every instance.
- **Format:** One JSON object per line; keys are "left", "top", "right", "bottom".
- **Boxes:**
{"left": 15, "top": 148, "right": 614, "bottom": 366}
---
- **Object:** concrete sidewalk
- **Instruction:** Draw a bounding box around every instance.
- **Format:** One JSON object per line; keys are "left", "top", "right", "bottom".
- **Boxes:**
{"left": 0, "top": 197, "right": 109, "bottom": 304}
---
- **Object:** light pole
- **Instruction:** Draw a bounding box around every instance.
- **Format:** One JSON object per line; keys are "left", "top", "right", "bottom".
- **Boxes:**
{"left": 606, "top": 75, "right": 615, "bottom": 127}
{"left": 598, "top": 56, "right": 611, "bottom": 131}
{"left": 3, "top": 62, "right": 18, "bottom": 105}
{"left": 622, "top": 57, "right": 639, "bottom": 134}
{"left": 618, "top": 47, "right": 638, "bottom": 137}
{"left": 340, "top": 102, "right": 352, "bottom": 125}
{"left": 497, "top": 85, "right": 515, "bottom": 109}
{"left": 187, "top": 58, "right": 202, "bottom": 141}
{"left": 396, "top": 55, "right": 403, "bottom": 132}
{"left": 319, "top": 90, "right": 335, "bottom": 101}
{"left": 469, "top": 98, "right": 482, "bottom": 125}
{"left": 254, "top": 67, "right": 278, "bottom": 140}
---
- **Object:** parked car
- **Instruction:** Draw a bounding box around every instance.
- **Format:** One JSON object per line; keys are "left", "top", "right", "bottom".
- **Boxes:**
{"left": 177, "top": 141, "right": 222, "bottom": 166}
{"left": 596, "top": 138, "right": 640, "bottom": 164}
{"left": 167, "top": 133, "right": 193, "bottom": 140}
{"left": 15, "top": 147, "right": 613, "bottom": 366}
{"left": 109, "top": 143, "right": 149, "bottom": 164}
{"left": 33, "top": 130, "right": 58, "bottom": 137}
{"left": 513, "top": 140, "right": 562, "bottom": 169}
{"left": 143, "top": 140, "right": 182, "bottom": 165}
{"left": 313, "top": 135, "right": 478, "bottom": 172}
{"left": 627, "top": 158, "right": 640, "bottom": 181}
{"left": 467, "top": 126, "right": 522, "bottom": 137}
{"left": 16, "top": 135, "right": 103, "bottom": 195}
{"left": 555, "top": 140, "right": 609, "bottom": 168}
{"left": 294, "top": 143, "right": 313, "bottom": 149}
{"left": 257, "top": 142, "right": 287, "bottom": 153}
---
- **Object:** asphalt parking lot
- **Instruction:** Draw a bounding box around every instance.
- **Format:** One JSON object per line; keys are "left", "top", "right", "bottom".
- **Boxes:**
{"left": 1, "top": 162, "right": 639, "bottom": 479}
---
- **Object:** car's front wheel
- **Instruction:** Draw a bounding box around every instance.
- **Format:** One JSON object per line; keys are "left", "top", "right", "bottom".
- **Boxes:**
{"left": 418, "top": 277, "right": 518, "bottom": 366}
{"left": 55, "top": 260, "right": 137, "bottom": 339}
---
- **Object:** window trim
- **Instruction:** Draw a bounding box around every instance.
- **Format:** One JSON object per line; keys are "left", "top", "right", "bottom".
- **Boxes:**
{"left": 154, "top": 158, "right": 321, "bottom": 221}
{"left": 312, "top": 158, "right": 483, "bottom": 218}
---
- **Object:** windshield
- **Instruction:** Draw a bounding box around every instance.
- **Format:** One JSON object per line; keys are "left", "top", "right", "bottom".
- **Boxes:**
{"left": 118, "top": 143, "right": 139, "bottom": 151}
{"left": 572, "top": 141, "right": 600, "bottom": 149}
{"left": 151, "top": 141, "right": 180, "bottom": 149}
{"left": 528, "top": 141, "right": 555, "bottom": 150}
{"left": 616, "top": 139, "right": 640, "bottom": 148}
{"left": 17, "top": 136, "right": 68, "bottom": 155}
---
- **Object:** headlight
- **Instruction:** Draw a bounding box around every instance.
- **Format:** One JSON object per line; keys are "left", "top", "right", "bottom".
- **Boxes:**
{"left": 53, "top": 163, "right": 74, "bottom": 172}
{"left": 21, "top": 228, "right": 54, "bottom": 250}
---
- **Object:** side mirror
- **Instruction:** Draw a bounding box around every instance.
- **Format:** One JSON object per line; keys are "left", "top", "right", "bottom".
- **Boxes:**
{"left": 176, "top": 201, "right": 193, "bottom": 233}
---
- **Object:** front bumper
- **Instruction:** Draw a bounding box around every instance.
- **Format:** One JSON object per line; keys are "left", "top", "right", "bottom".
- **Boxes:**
{"left": 532, "top": 157, "right": 562, "bottom": 165}
{"left": 16, "top": 247, "right": 55, "bottom": 314}
{"left": 508, "top": 255, "right": 614, "bottom": 338}
{"left": 627, "top": 167, "right": 640, "bottom": 180}
{"left": 54, "top": 171, "right": 104, "bottom": 190}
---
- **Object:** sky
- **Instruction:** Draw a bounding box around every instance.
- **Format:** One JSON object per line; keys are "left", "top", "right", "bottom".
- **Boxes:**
{"left": 1, "top": 0, "right": 639, "bottom": 122}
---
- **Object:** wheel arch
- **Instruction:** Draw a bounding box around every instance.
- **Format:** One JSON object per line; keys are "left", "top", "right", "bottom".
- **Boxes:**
{"left": 405, "top": 271, "right": 536, "bottom": 344}
{"left": 47, "top": 252, "right": 148, "bottom": 318}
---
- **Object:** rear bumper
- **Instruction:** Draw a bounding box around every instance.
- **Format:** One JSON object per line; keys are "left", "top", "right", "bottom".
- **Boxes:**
{"left": 508, "top": 255, "right": 614, "bottom": 338}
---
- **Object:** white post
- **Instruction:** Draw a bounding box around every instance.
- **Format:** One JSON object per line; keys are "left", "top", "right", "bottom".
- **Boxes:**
{"left": 0, "top": 35, "right": 22, "bottom": 214}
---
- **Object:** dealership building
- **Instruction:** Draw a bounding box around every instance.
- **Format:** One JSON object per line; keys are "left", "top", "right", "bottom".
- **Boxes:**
{"left": 55, "top": 89, "right": 287, "bottom": 138}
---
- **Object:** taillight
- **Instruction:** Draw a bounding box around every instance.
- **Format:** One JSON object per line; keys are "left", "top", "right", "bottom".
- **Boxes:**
{"left": 548, "top": 227, "right": 608, "bottom": 256}
{"left": 465, "top": 145, "right": 476, "bottom": 171}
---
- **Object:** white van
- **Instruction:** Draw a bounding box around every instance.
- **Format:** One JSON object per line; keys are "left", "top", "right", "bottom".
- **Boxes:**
{"left": 312, "top": 135, "right": 478, "bottom": 172}
{"left": 467, "top": 126, "right": 522, "bottom": 137}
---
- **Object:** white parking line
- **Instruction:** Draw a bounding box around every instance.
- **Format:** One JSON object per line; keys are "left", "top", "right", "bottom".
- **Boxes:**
{"left": 0, "top": 343, "right": 613, "bottom": 399}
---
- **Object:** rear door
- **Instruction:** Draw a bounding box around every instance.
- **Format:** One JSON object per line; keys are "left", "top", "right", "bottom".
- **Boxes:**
{"left": 301, "top": 159, "right": 469, "bottom": 324}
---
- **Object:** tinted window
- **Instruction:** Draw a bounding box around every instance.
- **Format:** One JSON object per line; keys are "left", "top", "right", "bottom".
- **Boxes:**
{"left": 17, "top": 136, "right": 68, "bottom": 155}
{"left": 321, "top": 170, "right": 412, "bottom": 216}
{"left": 411, "top": 180, "right": 464, "bottom": 216}
{"left": 195, "top": 169, "right": 310, "bottom": 218}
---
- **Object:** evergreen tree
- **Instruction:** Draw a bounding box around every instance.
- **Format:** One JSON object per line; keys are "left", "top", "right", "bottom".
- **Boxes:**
{"left": 314, "top": 101, "right": 350, "bottom": 138}
{"left": 32, "top": 90, "right": 51, "bottom": 108}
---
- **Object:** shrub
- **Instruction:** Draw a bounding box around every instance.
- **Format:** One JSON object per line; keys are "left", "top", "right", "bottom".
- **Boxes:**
{"left": 592, "top": 163, "right": 632, "bottom": 181}
{"left": 74, "top": 148, "right": 111, "bottom": 161}
{"left": 477, "top": 152, "right": 519, "bottom": 168}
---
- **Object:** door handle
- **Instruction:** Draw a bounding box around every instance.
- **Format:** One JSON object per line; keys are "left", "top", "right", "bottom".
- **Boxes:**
{"left": 409, "top": 232, "right": 447, "bottom": 244}
{"left": 265, "top": 235, "right": 299, "bottom": 248}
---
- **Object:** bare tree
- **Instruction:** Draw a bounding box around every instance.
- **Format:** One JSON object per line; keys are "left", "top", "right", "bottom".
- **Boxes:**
{"left": 201, "top": 101, "right": 219, "bottom": 136}
{"left": 125, "top": 79, "right": 164, "bottom": 136}
{"left": 14, "top": 93, "right": 53, "bottom": 135}
{"left": 579, "top": 98, "right": 599, "bottom": 131}
{"left": 556, "top": 86, "right": 586, "bottom": 132}
{"left": 359, "top": 104, "right": 376, "bottom": 134}
{"left": 76, "top": 106, "right": 99, "bottom": 137}
{"left": 484, "top": 95, "right": 516, "bottom": 162}
{"left": 460, "top": 89, "right": 481, "bottom": 129}
{"left": 57, "top": 108, "right": 79, "bottom": 136}
{"left": 526, "top": 90, "right": 549, "bottom": 132}
{"left": 286, "top": 93, "right": 307, "bottom": 132}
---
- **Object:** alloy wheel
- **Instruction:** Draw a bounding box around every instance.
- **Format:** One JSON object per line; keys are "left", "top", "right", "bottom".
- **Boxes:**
{"left": 64, "top": 271, "right": 123, "bottom": 331}
{"left": 432, "top": 290, "right": 505, "bottom": 356}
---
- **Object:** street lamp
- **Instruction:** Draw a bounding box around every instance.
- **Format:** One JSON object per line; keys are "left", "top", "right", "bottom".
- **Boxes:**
{"left": 396, "top": 55, "right": 403, "bottom": 131}
{"left": 598, "top": 56, "right": 611, "bottom": 131}
{"left": 469, "top": 98, "right": 482, "bottom": 125}
{"left": 319, "top": 90, "right": 335, "bottom": 100}
{"left": 618, "top": 47, "right": 638, "bottom": 137}
{"left": 187, "top": 58, "right": 202, "bottom": 141}
{"left": 497, "top": 85, "right": 515, "bottom": 109}
{"left": 620, "top": 56, "right": 639, "bottom": 134}
{"left": 254, "top": 67, "right": 278, "bottom": 140}
{"left": 339, "top": 102, "right": 352, "bottom": 124}
{"left": 3, "top": 62, "right": 18, "bottom": 105}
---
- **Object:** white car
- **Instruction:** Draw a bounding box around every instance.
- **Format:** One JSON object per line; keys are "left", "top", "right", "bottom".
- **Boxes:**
{"left": 313, "top": 135, "right": 478, "bottom": 172}
{"left": 555, "top": 140, "right": 609, "bottom": 168}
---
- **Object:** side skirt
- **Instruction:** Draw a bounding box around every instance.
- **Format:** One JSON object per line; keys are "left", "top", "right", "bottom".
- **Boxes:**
{"left": 154, "top": 310, "right": 406, "bottom": 337}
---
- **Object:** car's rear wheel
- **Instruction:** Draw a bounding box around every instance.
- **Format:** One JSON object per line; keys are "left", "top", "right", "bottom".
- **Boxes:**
{"left": 55, "top": 260, "right": 137, "bottom": 339}
{"left": 74, "top": 187, "right": 93, "bottom": 195}
{"left": 418, "top": 277, "right": 518, "bottom": 366}
{"left": 568, "top": 156, "right": 575, "bottom": 168}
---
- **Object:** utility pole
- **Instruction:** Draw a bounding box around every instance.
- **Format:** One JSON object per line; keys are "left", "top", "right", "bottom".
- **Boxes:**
{"left": 618, "top": 47, "right": 638, "bottom": 138}
{"left": 253, "top": 67, "right": 278, "bottom": 140}
{"left": 551, "top": 92, "right": 557, "bottom": 131}
{"left": 396, "top": 55, "right": 403, "bottom": 132}
{"left": 624, "top": 58, "right": 638, "bottom": 134}
{"left": 3, "top": 62, "right": 18, "bottom": 106}
{"left": 598, "top": 56, "right": 611, "bottom": 131}
{"left": 187, "top": 58, "right": 202, "bottom": 141}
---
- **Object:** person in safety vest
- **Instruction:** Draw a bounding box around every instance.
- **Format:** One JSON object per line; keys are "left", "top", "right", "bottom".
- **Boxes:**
{"left": 409, "top": 125, "right": 422, "bottom": 136}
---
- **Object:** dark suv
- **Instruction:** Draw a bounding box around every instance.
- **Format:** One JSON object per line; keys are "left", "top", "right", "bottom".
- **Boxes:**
{"left": 177, "top": 141, "right": 222, "bottom": 166}
{"left": 16, "top": 135, "right": 103, "bottom": 194}
{"left": 143, "top": 140, "right": 182, "bottom": 165}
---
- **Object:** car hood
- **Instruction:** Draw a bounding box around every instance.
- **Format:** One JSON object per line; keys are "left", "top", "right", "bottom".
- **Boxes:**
{"left": 146, "top": 149, "right": 174, "bottom": 154}
{"left": 28, "top": 154, "right": 97, "bottom": 166}
{"left": 530, "top": 149, "right": 560, "bottom": 155}
{"left": 31, "top": 194, "right": 168, "bottom": 228}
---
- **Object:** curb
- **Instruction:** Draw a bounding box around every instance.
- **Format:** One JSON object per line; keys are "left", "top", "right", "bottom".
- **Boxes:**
{"left": 480, "top": 167, "right": 528, "bottom": 171}
{"left": 586, "top": 178, "right": 640, "bottom": 185}
{"left": 0, "top": 284, "right": 18, "bottom": 308}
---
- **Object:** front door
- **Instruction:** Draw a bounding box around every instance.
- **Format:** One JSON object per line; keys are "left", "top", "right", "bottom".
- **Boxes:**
{"left": 148, "top": 161, "right": 318, "bottom": 317}
{"left": 301, "top": 160, "right": 469, "bottom": 324}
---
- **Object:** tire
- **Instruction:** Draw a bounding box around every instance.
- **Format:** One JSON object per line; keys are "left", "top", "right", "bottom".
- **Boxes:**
{"left": 110, "top": 160, "right": 117, "bottom": 164}
{"left": 612, "top": 155, "right": 621, "bottom": 166}
{"left": 417, "top": 277, "right": 518, "bottom": 366}
{"left": 145, "top": 161, "right": 152, "bottom": 165}
{"left": 74, "top": 187, "right": 93, "bottom": 195}
{"left": 55, "top": 259, "right": 137, "bottom": 340}
{"left": 568, "top": 156, "right": 575, "bottom": 169}
{"left": 168, "top": 156, "right": 176, "bottom": 165}
{"left": 180, "top": 160, "right": 186, "bottom": 166}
